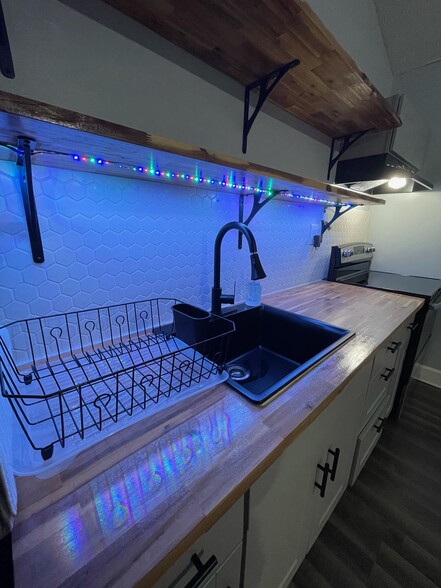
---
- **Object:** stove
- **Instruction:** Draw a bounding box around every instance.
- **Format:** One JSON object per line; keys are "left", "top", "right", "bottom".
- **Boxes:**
{"left": 327, "top": 242, "right": 441, "bottom": 417}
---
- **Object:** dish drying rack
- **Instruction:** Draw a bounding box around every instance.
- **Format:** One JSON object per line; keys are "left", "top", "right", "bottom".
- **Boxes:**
{"left": 0, "top": 298, "right": 234, "bottom": 472}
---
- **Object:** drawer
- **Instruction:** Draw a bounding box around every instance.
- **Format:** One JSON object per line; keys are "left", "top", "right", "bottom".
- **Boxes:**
{"left": 370, "top": 340, "right": 400, "bottom": 379}
{"left": 349, "top": 395, "right": 389, "bottom": 486}
{"left": 362, "top": 365, "right": 393, "bottom": 427}
{"left": 154, "top": 497, "right": 243, "bottom": 588}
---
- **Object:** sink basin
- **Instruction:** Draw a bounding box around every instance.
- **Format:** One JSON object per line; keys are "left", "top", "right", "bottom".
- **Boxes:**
{"left": 222, "top": 304, "right": 354, "bottom": 404}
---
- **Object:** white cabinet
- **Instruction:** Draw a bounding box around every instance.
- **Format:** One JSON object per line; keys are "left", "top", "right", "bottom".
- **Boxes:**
{"left": 243, "top": 423, "right": 318, "bottom": 588}
{"left": 305, "top": 362, "right": 369, "bottom": 549}
{"left": 350, "top": 315, "right": 415, "bottom": 485}
{"left": 384, "top": 319, "right": 413, "bottom": 417}
{"left": 201, "top": 577, "right": 216, "bottom": 588}
{"left": 350, "top": 394, "right": 390, "bottom": 483}
{"left": 154, "top": 497, "right": 243, "bottom": 588}
{"left": 215, "top": 543, "right": 242, "bottom": 588}
{"left": 156, "top": 314, "right": 417, "bottom": 588}
{"left": 244, "top": 361, "right": 370, "bottom": 588}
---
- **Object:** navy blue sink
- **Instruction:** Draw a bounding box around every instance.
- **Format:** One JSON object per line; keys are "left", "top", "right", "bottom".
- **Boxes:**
{"left": 222, "top": 304, "right": 354, "bottom": 404}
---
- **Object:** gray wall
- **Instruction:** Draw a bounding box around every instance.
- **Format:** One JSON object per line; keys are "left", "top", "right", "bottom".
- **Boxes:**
{"left": 0, "top": 0, "right": 393, "bottom": 183}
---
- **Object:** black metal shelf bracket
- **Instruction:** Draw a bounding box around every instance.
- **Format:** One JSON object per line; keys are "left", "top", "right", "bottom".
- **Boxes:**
{"left": 242, "top": 59, "right": 300, "bottom": 154}
{"left": 326, "top": 130, "right": 372, "bottom": 181}
{"left": 16, "top": 136, "right": 45, "bottom": 263}
{"left": 313, "top": 204, "right": 358, "bottom": 249}
{"left": 0, "top": 0, "right": 15, "bottom": 79}
{"left": 237, "top": 191, "right": 278, "bottom": 249}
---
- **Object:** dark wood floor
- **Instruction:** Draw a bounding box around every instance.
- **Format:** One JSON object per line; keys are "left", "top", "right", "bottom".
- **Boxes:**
{"left": 292, "top": 379, "right": 441, "bottom": 588}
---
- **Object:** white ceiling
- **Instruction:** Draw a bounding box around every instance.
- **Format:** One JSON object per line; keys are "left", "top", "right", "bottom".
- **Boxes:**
{"left": 373, "top": 0, "right": 441, "bottom": 74}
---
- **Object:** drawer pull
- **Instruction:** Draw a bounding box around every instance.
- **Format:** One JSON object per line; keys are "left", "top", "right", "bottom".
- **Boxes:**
{"left": 407, "top": 322, "right": 419, "bottom": 332}
{"left": 184, "top": 553, "right": 218, "bottom": 588}
{"left": 315, "top": 462, "right": 331, "bottom": 498}
{"left": 374, "top": 417, "right": 385, "bottom": 433}
{"left": 328, "top": 447, "right": 340, "bottom": 482}
{"left": 387, "top": 341, "right": 402, "bottom": 354}
{"left": 381, "top": 368, "right": 395, "bottom": 382}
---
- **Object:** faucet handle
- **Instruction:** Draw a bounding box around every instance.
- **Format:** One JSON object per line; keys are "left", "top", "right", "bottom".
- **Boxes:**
{"left": 220, "top": 281, "right": 235, "bottom": 305}
{"left": 220, "top": 292, "right": 235, "bottom": 305}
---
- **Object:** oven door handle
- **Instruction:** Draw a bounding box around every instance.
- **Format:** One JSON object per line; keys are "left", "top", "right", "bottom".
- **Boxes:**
{"left": 430, "top": 289, "right": 441, "bottom": 311}
{"left": 335, "top": 270, "right": 369, "bottom": 284}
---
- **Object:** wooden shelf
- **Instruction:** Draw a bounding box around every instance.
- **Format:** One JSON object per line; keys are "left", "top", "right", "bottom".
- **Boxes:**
{"left": 0, "top": 91, "right": 384, "bottom": 206}
{"left": 103, "top": 0, "right": 401, "bottom": 139}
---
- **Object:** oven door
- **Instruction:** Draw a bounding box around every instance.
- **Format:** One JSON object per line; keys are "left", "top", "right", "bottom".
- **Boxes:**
{"left": 333, "top": 261, "right": 371, "bottom": 285}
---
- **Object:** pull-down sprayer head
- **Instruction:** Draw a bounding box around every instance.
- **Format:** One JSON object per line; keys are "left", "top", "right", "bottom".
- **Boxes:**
{"left": 211, "top": 222, "right": 266, "bottom": 314}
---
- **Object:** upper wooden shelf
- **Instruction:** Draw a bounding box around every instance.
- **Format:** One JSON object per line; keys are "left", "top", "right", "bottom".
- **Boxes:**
{"left": 0, "top": 91, "right": 384, "bottom": 207}
{"left": 103, "top": 0, "right": 401, "bottom": 139}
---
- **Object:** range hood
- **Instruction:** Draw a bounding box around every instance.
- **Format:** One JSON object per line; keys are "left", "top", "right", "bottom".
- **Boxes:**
{"left": 335, "top": 153, "right": 433, "bottom": 194}
{"left": 334, "top": 95, "right": 433, "bottom": 194}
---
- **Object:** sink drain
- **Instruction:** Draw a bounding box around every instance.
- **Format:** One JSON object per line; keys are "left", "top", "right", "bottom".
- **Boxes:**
{"left": 226, "top": 363, "right": 250, "bottom": 382}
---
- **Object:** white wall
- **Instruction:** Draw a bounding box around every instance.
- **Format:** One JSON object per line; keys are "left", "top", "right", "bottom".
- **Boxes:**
{"left": 0, "top": 159, "right": 371, "bottom": 333}
{"left": 368, "top": 193, "right": 441, "bottom": 278}
{"left": 307, "top": 0, "right": 393, "bottom": 96}
{"left": 0, "top": 0, "right": 324, "bottom": 181}
{"left": 393, "top": 60, "right": 441, "bottom": 185}
{"left": 367, "top": 60, "right": 441, "bottom": 377}
{"left": 368, "top": 191, "right": 441, "bottom": 378}
{"left": 0, "top": 0, "right": 393, "bottom": 184}
{"left": 0, "top": 1, "right": 394, "bottom": 346}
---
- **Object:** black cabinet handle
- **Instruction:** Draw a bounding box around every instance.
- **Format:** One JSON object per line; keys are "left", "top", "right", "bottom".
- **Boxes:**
{"left": 328, "top": 447, "right": 340, "bottom": 482}
{"left": 315, "top": 462, "right": 331, "bottom": 498}
{"left": 374, "top": 417, "right": 385, "bottom": 433}
{"left": 407, "top": 322, "right": 419, "bottom": 332}
{"left": 184, "top": 553, "right": 218, "bottom": 588}
{"left": 387, "top": 341, "right": 402, "bottom": 354}
{"left": 381, "top": 368, "right": 395, "bottom": 382}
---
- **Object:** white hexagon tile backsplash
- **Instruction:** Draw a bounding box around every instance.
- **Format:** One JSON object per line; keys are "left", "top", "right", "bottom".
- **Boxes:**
{"left": 0, "top": 160, "right": 371, "bottom": 324}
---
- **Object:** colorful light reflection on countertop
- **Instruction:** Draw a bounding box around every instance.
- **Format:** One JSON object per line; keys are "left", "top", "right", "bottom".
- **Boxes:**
{"left": 56, "top": 401, "right": 233, "bottom": 566}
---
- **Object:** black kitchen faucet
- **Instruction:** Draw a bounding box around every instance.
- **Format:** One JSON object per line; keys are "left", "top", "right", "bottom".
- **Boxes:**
{"left": 211, "top": 221, "right": 266, "bottom": 314}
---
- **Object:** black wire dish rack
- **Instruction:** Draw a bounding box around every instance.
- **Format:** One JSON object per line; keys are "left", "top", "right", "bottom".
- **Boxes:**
{"left": 0, "top": 298, "right": 234, "bottom": 474}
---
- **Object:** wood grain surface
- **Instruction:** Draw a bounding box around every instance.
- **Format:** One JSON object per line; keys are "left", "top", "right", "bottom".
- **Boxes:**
{"left": 11, "top": 282, "right": 423, "bottom": 587}
{"left": 103, "top": 0, "right": 401, "bottom": 138}
{"left": 0, "top": 90, "right": 385, "bottom": 206}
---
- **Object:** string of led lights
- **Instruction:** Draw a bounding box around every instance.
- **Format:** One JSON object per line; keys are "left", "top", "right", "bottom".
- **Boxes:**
{"left": 0, "top": 142, "right": 353, "bottom": 207}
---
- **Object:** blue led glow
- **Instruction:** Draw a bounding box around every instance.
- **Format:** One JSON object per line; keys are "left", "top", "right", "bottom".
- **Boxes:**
{"left": 68, "top": 152, "right": 350, "bottom": 205}
{"left": 280, "top": 190, "right": 352, "bottom": 207}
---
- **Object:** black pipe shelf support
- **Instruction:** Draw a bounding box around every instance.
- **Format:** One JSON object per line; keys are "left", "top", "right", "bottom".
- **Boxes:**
{"left": 326, "top": 129, "right": 372, "bottom": 181}
{"left": 313, "top": 204, "right": 358, "bottom": 249}
{"left": 0, "top": 0, "right": 14, "bottom": 79}
{"left": 16, "top": 136, "right": 45, "bottom": 263}
{"left": 242, "top": 59, "right": 300, "bottom": 154}
{"left": 238, "top": 190, "right": 280, "bottom": 249}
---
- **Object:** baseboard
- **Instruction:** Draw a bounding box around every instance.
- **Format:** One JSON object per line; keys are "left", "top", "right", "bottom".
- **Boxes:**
{"left": 412, "top": 363, "right": 441, "bottom": 389}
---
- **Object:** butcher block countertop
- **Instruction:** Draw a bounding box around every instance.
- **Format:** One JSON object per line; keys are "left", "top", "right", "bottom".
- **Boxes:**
{"left": 12, "top": 282, "right": 424, "bottom": 587}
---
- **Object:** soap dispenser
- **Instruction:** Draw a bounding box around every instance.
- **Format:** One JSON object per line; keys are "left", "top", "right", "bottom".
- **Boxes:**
{"left": 245, "top": 280, "right": 262, "bottom": 307}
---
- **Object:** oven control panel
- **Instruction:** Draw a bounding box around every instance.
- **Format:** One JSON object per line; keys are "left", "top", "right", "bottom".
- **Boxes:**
{"left": 337, "top": 243, "right": 375, "bottom": 264}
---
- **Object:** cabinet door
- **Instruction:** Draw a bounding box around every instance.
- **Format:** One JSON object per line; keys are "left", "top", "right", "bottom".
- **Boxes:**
{"left": 215, "top": 543, "right": 242, "bottom": 588}
{"left": 154, "top": 498, "right": 243, "bottom": 588}
{"left": 201, "top": 576, "right": 217, "bottom": 588}
{"left": 349, "top": 394, "right": 390, "bottom": 485}
{"left": 384, "top": 323, "right": 412, "bottom": 416}
{"left": 244, "top": 426, "right": 318, "bottom": 588}
{"left": 306, "top": 365, "right": 368, "bottom": 549}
